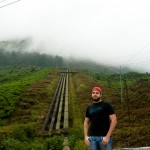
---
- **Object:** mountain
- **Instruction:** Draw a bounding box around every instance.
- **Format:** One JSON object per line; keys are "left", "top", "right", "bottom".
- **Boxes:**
{"left": 0, "top": 39, "right": 132, "bottom": 73}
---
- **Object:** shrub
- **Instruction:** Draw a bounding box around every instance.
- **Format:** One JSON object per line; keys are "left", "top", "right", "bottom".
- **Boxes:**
{"left": 45, "top": 136, "right": 64, "bottom": 150}
{"left": 30, "top": 138, "right": 47, "bottom": 150}
{"left": 12, "top": 124, "right": 36, "bottom": 141}
{"left": 0, "top": 137, "right": 29, "bottom": 150}
{"left": 68, "top": 127, "right": 84, "bottom": 149}
{"left": 0, "top": 136, "right": 64, "bottom": 150}
{"left": 73, "top": 140, "right": 87, "bottom": 150}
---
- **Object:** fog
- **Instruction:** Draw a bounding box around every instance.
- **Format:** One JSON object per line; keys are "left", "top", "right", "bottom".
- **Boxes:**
{"left": 0, "top": 0, "right": 150, "bottom": 72}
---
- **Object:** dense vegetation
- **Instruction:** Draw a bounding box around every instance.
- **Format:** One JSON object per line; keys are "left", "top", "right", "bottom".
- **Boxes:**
{"left": 0, "top": 66, "right": 64, "bottom": 150}
{"left": 0, "top": 66, "right": 51, "bottom": 122}
{"left": 0, "top": 65, "right": 149, "bottom": 149}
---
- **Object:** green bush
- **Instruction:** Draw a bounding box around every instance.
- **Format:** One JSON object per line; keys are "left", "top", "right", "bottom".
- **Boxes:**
{"left": 12, "top": 124, "right": 36, "bottom": 141}
{"left": 0, "top": 136, "right": 64, "bottom": 150}
{"left": 0, "top": 119, "right": 7, "bottom": 126}
{"left": 68, "top": 127, "right": 84, "bottom": 149}
{"left": 0, "top": 110, "right": 6, "bottom": 118}
{"left": 30, "top": 138, "right": 47, "bottom": 150}
{"left": 73, "top": 140, "right": 87, "bottom": 150}
{"left": 0, "top": 137, "right": 29, "bottom": 150}
{"left": 45, "top": 136, "right": 64, "bottom": 150}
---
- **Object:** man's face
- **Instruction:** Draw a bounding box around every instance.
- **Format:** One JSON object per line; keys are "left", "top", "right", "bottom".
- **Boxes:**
{"left": 92, "top": 91, "right": 101, "bottom": 102}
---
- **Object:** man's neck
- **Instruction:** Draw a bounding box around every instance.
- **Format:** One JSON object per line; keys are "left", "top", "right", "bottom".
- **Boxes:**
{"left": 93, "top": 99, "right": 102, "bottom": 103}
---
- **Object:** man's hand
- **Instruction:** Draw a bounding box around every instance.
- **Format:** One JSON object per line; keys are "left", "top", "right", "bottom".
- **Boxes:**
{"left": 102, "top": 136, "right": 110, "bottom": 146}
{"left": 84, "top": 136, "right": 90, "bottom": 146}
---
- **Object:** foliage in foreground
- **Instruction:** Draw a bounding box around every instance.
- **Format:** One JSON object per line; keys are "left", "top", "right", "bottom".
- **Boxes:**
{"left": 0, "top": 124, "right": 64, "bottom": 150}
{"left": 68, "top": 127, "right": 87, "bottom": 150}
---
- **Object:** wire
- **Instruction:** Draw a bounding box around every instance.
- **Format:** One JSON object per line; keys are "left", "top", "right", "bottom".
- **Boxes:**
{"left": 125, "top": 40, "right": 150, "bottom": 63}
{"left": 96, "top": 40, "right": 150, "bottom": 72}
{"left": 0, "top": 0, "right": 21, "bottom": 8}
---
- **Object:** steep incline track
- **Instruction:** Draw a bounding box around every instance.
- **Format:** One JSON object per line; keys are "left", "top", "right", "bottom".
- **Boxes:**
{"left": 42, "top": 70, "right": 69, "bottom": 132}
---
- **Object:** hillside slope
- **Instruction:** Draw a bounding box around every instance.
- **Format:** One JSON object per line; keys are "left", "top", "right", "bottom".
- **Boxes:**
{"left": 71, "top": 71, "right": 150, "bottom": 148}
{"left": 0, "top": 68, "right": 149, "bottom": 149}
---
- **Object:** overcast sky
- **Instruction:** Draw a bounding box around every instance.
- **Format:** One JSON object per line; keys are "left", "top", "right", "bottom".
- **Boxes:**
{"left": 0, "top": 0, "right": 150, "bottom": 72}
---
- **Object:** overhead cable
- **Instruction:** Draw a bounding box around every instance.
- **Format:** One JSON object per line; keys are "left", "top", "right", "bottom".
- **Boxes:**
{"left": 0, "top": 0, "right": 21, "bottom": 9}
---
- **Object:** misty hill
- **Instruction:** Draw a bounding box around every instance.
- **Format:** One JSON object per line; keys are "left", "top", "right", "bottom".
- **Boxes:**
{"left": 66, "top": 58, "right": 132, "bottom": 73}
{"left": 0, "top": 39, "right": 131, "bottom": 73}
{"left": 0, "top": 38, "right": 31, "bottom": 52}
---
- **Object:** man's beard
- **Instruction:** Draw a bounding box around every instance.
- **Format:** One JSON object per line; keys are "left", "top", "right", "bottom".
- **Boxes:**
{"left": 92, "top": 97, "right": 100, "bottom": 102}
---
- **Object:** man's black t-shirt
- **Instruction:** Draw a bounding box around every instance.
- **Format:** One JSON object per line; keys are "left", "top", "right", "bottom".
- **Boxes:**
{"left": 85, "top": 101, "right": 115, "bottom": 136}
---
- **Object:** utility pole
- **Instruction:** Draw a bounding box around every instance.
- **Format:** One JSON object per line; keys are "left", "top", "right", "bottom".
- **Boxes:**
{"left": 124, "top": 79, "right": 131, "bottom": 125}
{"left": 120, "top": 66, "right": 124, "bottom": 109}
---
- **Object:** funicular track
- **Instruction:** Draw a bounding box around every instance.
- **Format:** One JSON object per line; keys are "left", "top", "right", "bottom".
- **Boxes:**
{"left": 42, "top": 69, "right": 69, "bottom": 132}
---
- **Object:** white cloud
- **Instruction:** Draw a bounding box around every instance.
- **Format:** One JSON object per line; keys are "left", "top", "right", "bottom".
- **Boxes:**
{"left": 0, "top": 0, "right": 150, "bottom": 72}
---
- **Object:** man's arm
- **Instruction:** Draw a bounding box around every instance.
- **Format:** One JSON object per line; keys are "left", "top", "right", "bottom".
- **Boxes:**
{"left": 102, "top": 114, "right": 117, "bottom": 145}
{"left": 84, "top": 117, "right": 90, "bottom": 146}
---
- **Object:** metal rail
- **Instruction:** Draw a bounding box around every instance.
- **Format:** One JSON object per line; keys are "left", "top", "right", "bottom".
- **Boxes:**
{"left": 64, "top": 70, "right": 69, "bottom": 128}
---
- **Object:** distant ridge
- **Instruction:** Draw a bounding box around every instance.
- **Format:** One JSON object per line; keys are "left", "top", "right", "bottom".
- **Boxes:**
{"left": 0, "top": 39, "right": 133, "bottom": 73}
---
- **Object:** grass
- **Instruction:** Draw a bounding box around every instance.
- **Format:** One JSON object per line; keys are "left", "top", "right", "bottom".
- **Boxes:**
{"left": 0, "top": 66, "right": 52, "bottom": 120}
{"left": 69, "top": 75, "right": 83, "bottom": 128}
{"left": 0, "top": 67, "right": 150, "bottom": 149}
{"left": 0, "top": 67, "right": 63, "bottom": 150}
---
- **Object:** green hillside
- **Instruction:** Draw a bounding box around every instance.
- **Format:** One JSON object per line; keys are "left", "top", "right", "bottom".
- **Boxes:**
{"left": 0, "top": 66, "right": 149, "bottom": 149}
{"left": 67, "top": 70, "right": 150, "bottom": 149}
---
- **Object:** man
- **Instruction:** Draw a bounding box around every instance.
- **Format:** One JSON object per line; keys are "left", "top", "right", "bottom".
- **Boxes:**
{"left": 84, "top": 86, "right": 117, "bottom": 150}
